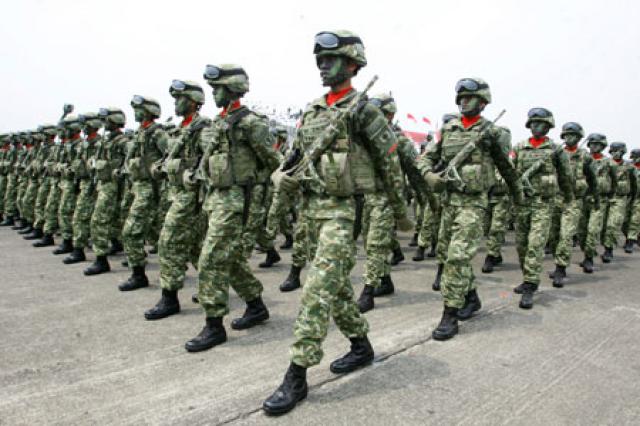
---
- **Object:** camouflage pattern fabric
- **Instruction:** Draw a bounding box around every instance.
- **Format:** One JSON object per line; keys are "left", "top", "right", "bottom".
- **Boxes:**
{"left": 57, "top": 138, "right": 81, "bottom": 240}
{"left": 292, "top": 201, "right": 313, "bottom": 268}
{"left": 579, "top": 196, "right": 605, "bottom": 258}
{"left": 33, "top": 176, "right": 51, "bottom": 229}
{"left": 3, "top": 173, "right": 18, "bottom": 216}
{"left": 515, "top": 202, "right": 552, "bottom": 284}
{"left": 42, "top": 177, "right": 61, "bottom": 235}
{"left": 417, "top": 195, "right": 441, "bottom": 249}
{"left": 485, "top": 195, "right": 510, "bottom": 257}
{"left": 554, "top": 198, "right": 584, "bottom": 267}
{"left": 122, "top": 181, "right": 155, "bottom": 267}
{"left": 118, "top": 180, "right": 133, "bottom": 240}
{"left": 20, "top": 176, "right": 38, "bottom": 223}
{"left": 361, "top": 192, "right": 394, "bottom": 288}
{"left": 602, "top": 196, "right": 628, "bottom": 248}
{"left": 0, "top": 175, "right": 6, "bottom": 214}
{"left": 242, "top": 183, "right": 268, "bottom": 257}
{"left": 91, "top": 181, "right": 118, "bottom": 256}
{"left": 71, "top": 135, "right": 99, "bottom": 249}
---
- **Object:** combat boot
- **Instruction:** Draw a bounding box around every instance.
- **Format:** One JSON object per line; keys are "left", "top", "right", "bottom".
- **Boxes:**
{"left": 551, "top": 265, "right": 566, "bottom": 288}
{"left": 259, "top": 248, "right": 281, "bottom": 268}
{"left": 432, "top": 305, "right": 458, "bottom": 340}
{"left": 144, "top": 289, "right": 180, "bottom": 320}
{"left": 572, "top": 235, "right": 579, "bottom": 247}
{"left": 280, "top": 234, "right": 293, "bottom": 249}
{"left": 409, "top": 232, "right": 419, "bottom": 247}
{"left": 83, "top": 255, "right": 111, "bottom": 276}
{"left": 148, "top": 246, "right": 158, "bottom": 254}
{"left": 581, "top": 257, "right": 594, "bottom": 273}
{"left": 231, "top": 297, "right": 269, "bottom": 330}
{"left": 121, "top": 259, "right": 129, "bottom": 267}
{"left": 457, "top": 289, "right": 481, "bottom": 320}
{"left": 280, "top": 265, "right": 301, "bottom": 292}
{"left": 52, "top": 239, "right": 73, "bottom": 255}
{"left": 389, "top": 247, "right": 405, "bottom": 265}
{"left": 0, "top": 215, "right": 15, "bottom": 226}
{"left": 624, "top": 239, "right": 636, "bottom": 254}
{"left": 427, "top": 243, "right": 437, "bottom": 258}
{"left": 23, "top": 227, "right": 43, "bottom": 240}
{"left": 11, "top": 218, "right": 26, "bottom": 230}
{"left": 33, "top": 233, "right": 54, "bottom": 247}
{"left": 118, "top": 266, "right": 149, "bottom": 291}
{"left": 519, "top": 282, "right": 537, "bottom": 309}
{"left": 191, "top": 293, "right": 199, "bottom": 304}
{"left": 63, "top": 247, "right": 86, "bottom": 264}
{"left": 432, "top": 263, "right": 443, "bottom": 291}
{"left": 330, "top": 336, "right": 374, "bottom": 374}
{"left": 481, "top": 254, "right": 497, "bottom": 273}
{"left": 412, "top": 246, "right": 426, "bottom": 261}
{"left": 601, "top": 246, "right": 613, "bottom": 263}
{"left": 263, "top": 363, "right": 308, "bottom": 416}
{"left": 373, "top": 275, "right": 394, "bottom": 297}
{"left": 185, "top": 316, "right": 227, "bottom": 352}
{"left": 18, "top": 222, "right": 34, "bottom": 234}
{"left": 513, "top": 282, "right": 526, "bottom": 294}
{"left": 108, "top": 239, "right": 123, "bottom": 255}
{"left": 357, "top": 285, "right": 375, "bottom": 313}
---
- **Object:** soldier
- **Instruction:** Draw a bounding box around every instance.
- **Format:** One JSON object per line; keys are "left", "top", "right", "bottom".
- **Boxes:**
{"left": 12, "top": 132, "right": 30, "bottom": 231}
{"left": 601, "top": 142, "right": 636, "bottom": 262}
{"left": 118, "top": 95, "right": 167, "bottom": 291}
{"left": 263, "top": 30, "right": 412, "bottom": 415}
{"left": 623, "top": 149, "right": 640, "bottom": 250}
{"left": 417, "top": 78, "right": 522, "bottom": 339}
{"left": 143, "top": 80, "right": 210, "bottom": 319}
{"left": 83, "top": 107, "right": 129, "bottom": 275}
{"left": 577, "top": 133, "right": 617, "bottom": 273}
{"left": 53, "top": 116, "right": 83, "bottom": 255}
{"left": 512, "top": 108, "right": 573, "bottom": 309}
{"left": 0, "top": 134, "right": 20, "bottom": 227}
{"left": 183, "top": 63, "right": 279, "bottom": 352}
{"left": 546, "top": 123, "right": 598, "bottom": 287}
{"left": 18, "top": 130, "right": 42, "bottom": 236}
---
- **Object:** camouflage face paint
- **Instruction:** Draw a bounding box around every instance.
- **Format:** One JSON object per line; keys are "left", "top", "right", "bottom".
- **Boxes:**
{"left": 530, "top": 122, "right": 550, "bottom": 138}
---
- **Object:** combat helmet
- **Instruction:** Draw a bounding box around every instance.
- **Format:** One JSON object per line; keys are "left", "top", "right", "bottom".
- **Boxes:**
{"left": 203, "top": 64, "right": 249, "bottom": 94}
{"left": 62, "top": 115, "right": 83, "bottom": 133}
{"left": 630, "top": 148, "right": 640, "bottom": 160}
{"left": 560, "top": 122, "right": 584, "bottom": 138}
{"left": 314, "top": 30, "right": 367, "bottom": 69}
{"left": 130, "top": 95, "right": 161, "bottom": 118}
{"left": 169, "top": 79, "right": 205, "bottom": 104}
{"left": 37, "top": 123, "right": 58, "bottom": 138}
{"left": 585, "top": 133, "right": 608, "bottom": 148}
{"left": 78, "top": 112, "right": 103, "bottom": 130}
{"left": 369, "top": 92, "right": 397, "bottom": 115}
{"left": 609, "top": 141, "right": 627, "bottom": 154}
{"left": 455, "top": 78, "right": 491, "bottom": 105}
{"left": 525, "top": 107, "right": 555, "bottom": 129}
{"left": 99, "top": 107, "right": 126, "bottom": 126}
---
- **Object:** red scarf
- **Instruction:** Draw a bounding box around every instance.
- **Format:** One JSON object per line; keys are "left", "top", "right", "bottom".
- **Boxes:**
{"left": 613, "top": 158, "right": 623, "bottom": 165}
{"left": 592, "top": 153, "right": 604, "bottom": 160}
{"left": 529, "top": 137, "right": 546, "bottom": 149}
{"left": 141, "top": 120, "right": 155, "bottom": 129}
{"left": 635, "top": 163, "right": 640, "bottom": 170}
{"left": 564, "top": 145, "right": 578, "bottom": 153}
{"left": 86, "top": 131, "right": 98, "bottom": 141}
{"left": 220, "top": 101, "right": 241, "bottom": 118}
{"left": 25, "top": 144, "right": 33, "bottom": 150}
{"left": 181, "top": 114, "right": 194, "bottom": 127}
{"left": 326, "top": 86, "right": 353, "bottom": 106}
{"left": 461, "top": 115, "right": 480, "bottom": 129}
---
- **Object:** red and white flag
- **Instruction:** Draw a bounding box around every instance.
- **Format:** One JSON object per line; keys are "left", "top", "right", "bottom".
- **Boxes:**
{"left": 407, "top": 113, "right": 417, "bottom": 123}
{"left": 422, "top": 116, "right": 431, "bottom": 125}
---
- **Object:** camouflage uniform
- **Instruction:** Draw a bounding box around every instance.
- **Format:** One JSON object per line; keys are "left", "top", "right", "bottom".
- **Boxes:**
{"left": 2, "top": 137, "right": 20, "bottom": 221}
{"left": 0, "top": 136, "right": 7, "bottom": 218}
{"left": 70, "top": 127, "right": 100, "bottom": 252}
{"left": 15, "top": 138, "right": 30, "bottom": 222}
{"left": 57, "top": 121, "right": 82, "bottom": 244}
{"left": 20, "top": 135, "right": 40, "bottom": 229}
{"left": 31, "top": 126, "right": 57, "bottom": 237}
{"left": 624, "top": 151, "right": 640, "bottom": 245}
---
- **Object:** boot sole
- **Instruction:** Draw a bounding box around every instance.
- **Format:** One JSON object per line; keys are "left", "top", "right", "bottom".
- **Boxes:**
{"left": 84, "top": 268, "right": 111, "bottom": 276}
{"left": 118, "top": 283, "right": 149, "bottom": 292}
{"left": 329, "top": 356, "right": 374, "bottom": 374}
{"left": 263, "top": 388, "right": 308, "bottom": 416}
{"left": 519, "top": 303, "right": 533, "bottom": 309}
{"left": 185, "top": 336, "right": 227, "bottom": 352}
{"left": 432, "top": 329, "right": 458, "bottom": 341}
{"left": 144, "top": 308, "right": 180, "bottom": 320}
{"left": 231, "top": 313, "right": 269, "bottom": 330}
{"left": 279, "top": 284, "right": 301, "bottom": 292}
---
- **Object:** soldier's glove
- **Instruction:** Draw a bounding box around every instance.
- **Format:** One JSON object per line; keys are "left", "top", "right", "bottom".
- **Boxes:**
{"left": 512, "top": 188, "right": 526, "bottom": 207}
{"left": 271, "top": 169, "right": 299, "bottom": 192}
{"left": 424, "top": 171, "right": 445, "bottom": 192}
{"left": 396, "top": 214, "right": 415, "bottom": 232}
{"left": 112, "top": 168, "right": 122, "bottom": 179}
{"left": 182, "top": 170, "right": 198, "bottom": 189}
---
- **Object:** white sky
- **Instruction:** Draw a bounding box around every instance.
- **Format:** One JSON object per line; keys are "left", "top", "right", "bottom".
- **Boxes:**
{"left": 2, "top": 0, "right": 639, "bottom": 149}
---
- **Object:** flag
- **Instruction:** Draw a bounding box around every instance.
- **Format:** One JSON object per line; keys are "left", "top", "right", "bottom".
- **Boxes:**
{"left": 407, "top": 113, "right": 417, "bottom": 122}
{"left": 422, "top": 116, "right": 431, "bottom": 125}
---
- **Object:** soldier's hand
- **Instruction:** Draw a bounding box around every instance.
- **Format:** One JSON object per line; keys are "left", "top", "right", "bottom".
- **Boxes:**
{"left": 424, "top": 171, "right": 445, "bottom": 192}
{"left": 183, "top": 170, "right": 197, "bottom": 188}
{"left": 396, "top": 215, "right": 415, "bottom": 232}
{"left": 271, "top": 169, "right": 299, "bottom": 192}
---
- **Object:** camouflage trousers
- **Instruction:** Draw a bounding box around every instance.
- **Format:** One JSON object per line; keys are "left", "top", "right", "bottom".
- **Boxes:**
{"left": 148, "top": 182, "right": 170, "bottom": 250}
{"left": 485, "top": 195, "right": 511, "bottom": 257}
{"left": 16, "top": 176, "right": 27, "bottom": 217}
{"left": 20, "top": 178, "right": 39, "bottom": 223}
{"left": 361, "top": 192, "right": 394, "bottom": 288}
{"left": 438, "top": 201, "right": 484, "bottom": 309}
{"left": 624, "top": 198, "right": 640, "bottom": 239}
{"left": 122, "top": 181, "right": 156, "bottom": 268}
{"left": 242, "top": 184, "right": 268, "bottom": 257}
{"left": 553, "top": 198, "right": 584, "bottom": 267}
{"left": 90, "top": 181, "right": 119, "bottom": 257}
{"left": 260, "top": 186, "right": 293, "bottom": 250}
{"left": 33, "top": 177, "right": 52, "bottom": 229}
{"left": 197, "top": 205, "right": 263, "bottom": 318}
{"left": 159, "top": 188, "right": 206, "bottom": 291}
{"left": 418, "top": 197, "right": 441, "bottom": 249}
{"left": 57, "top": 178, "right": 77, "bottom": 240}
{"left": 292, "top": 201, "right": 313, "bottom": 268}
{"left": 43, "top": 177, "right": 61, "bottom": 235}
{"left": 291, "top": 216, "right": 369, "bottom": 368}
{"left": 602, "top": 196, "right": 628, "bottom": 248}
{"left": 72, "top": 179, "right": 96, "bottom": 249}
{"left": 118, "top": 180, "right": 133, "bottom": 241}
{"left": 516, "top": 199, "right": 552, "bottom": 285}
{"left": 3, "top": 174, "right": 18, "bottom": 216}
{"left": 0, "top": 174, "right": 6, "bottom": 214}
{"left": 578, "top": 196, "right": 605, "bottom": 258}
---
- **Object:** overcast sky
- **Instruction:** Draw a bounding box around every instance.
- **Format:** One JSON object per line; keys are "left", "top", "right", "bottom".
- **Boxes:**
{"left": 2, "top": 0, "right": 639, "bottom": 149}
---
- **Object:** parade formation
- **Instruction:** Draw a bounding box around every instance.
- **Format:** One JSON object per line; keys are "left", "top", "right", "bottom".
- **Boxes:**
{"left": 1, "top": 30, "right": 639, "bottom": 416}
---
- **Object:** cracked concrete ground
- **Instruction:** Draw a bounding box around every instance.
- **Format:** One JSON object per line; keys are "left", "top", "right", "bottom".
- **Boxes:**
{"left": 1, "top": 226, "right": 640, "bottom": 425}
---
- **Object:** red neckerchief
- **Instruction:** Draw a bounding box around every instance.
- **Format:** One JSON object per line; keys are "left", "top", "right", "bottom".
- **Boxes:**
{"left": 592, "top": 153, "right": 604, "bottom": 160}
{"left": 564, "top": 145, "right": 578, "bottom": 153}
{"left": 613, "top": 158, "right": 623, "bottom": 165}
{"left": 86, "top": 131, "right": 98, "bottom": 141}
{"left": 25, "top": 144, "right": 33, "bottom": 150}
{"left": 635, "top": 163, "right": 640, "bottom": 169}
{"left": 326, "top": 86, "right": 353, "bottom": 106}
{"left": 461, "top": 115, "right": 481, "bottom": 129}
{"left": 141, "top": 120, "right": 155, "bottom": 129}
{"left": 61, "top": 137, "right": 68, "bottom": 144}
{"left": 529, "top": 137, "right": 547, "bottom": 149}
{"left": 181, "top": 114, "right": 194, "bottom": 128}
{"left": 220, "top": 101, "right": 241, "bottom": 118}
{"left": 70, "top": 133, "right": 81, "bottom": 142}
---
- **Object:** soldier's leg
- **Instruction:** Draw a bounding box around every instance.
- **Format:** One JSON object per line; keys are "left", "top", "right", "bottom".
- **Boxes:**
{"left": 515, "top": 207, "right": 532, "bottom": 270}
{"left": 0, "top": 175, "right": 6, "bottom": 217}
{"left": 57, "top": 180, "right": 76, "bottom": 241}
{"left": 40, "top": 179, "right": 61, "bottom": 240}
{"left": 486, "top": 196, "right": 509, "bottom": 258}
{"left": 603, "top": 196, "right": 627, "bottom": 250}
{"left": 582, "top": 199, "right": 604, "bottom": 272}
{"left": 547, "top": 198, "right": 563, "bottom": 255}
{"left": 89, "top": 182, "right": 117, "bottom": 255}
{"left": 555, "top": 199, "right": 583, "bottom": 268}
{"left": 522, "top": 203, "right": 552, "bottom": 286}
{"left": 4, "top": 175, "right": 18, "bottom": 217}
{"left": 71, "top": 181, "right": 95, "bottom": 250}
{"left": 122, "top": 182, "right": 155, "bottom": 268}
{"left": 33, "top": 179, "right": 50, "bottom": 230}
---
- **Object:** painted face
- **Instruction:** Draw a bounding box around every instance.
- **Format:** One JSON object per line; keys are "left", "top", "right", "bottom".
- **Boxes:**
{"left": 530, "top": 121, "right": 550, "bottom": 138}
{"left": 213, "top": 85, "right": 235, "bottom": 108}
{"left": 133, "top": 107, "right": 147, "bottom": 123}
{"left": 457, "top": 95, "right": 483, "bottom": 117}
{"left": 611, "top": 150, "right": 624, "bottom": 160}
{"left": 563, "top": 134, "right": 581, "bottom": 147}
{"left": 174, "top": 95, "right": 193, "bottom": 117}
{"left": 589, "top": 142, "right": 604, "bottom": 154}
{"left": 316, "top": 55, "right": 352, "bottom": 87}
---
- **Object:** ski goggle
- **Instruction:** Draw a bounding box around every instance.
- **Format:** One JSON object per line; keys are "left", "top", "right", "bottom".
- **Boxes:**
{"left": 203, "top": 65, "right": 247, "bottom": 80}
{"left": 527, "top": 108, "right": 552, "bottom": 119}
{"left": 587, "top": 133, "right": 606, "bottom": 143}
{"left": 131, "top": 95, "right": 147, "bottom": 106}
{"left": 170, "top": 79, "right": 203, "bottom": 95}
{"left": 369, "top": 97, "right": 394, "bottom": 109}
{"left": 561, "top": 122, "right": 582, "bottom": 133}
{"left": 455, "top": 78, "right": 488, "bottom": 93}
{"left": 313, "top": 32, "right": 362, "bottom": 53}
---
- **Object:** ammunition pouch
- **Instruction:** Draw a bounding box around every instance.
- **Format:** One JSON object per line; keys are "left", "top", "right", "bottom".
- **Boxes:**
{"left": 320, "top": 152, "right": 354, "bottom": 197}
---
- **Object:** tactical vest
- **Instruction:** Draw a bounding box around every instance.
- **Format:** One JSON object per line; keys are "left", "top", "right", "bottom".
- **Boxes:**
{"left": 128, "top": 125, "right": 164, "bottom": 181}
{"left": 593, "top": 158, "right": 612, "bottom": 195}
{"left": 614, "top": 163, "right": 631, "bottom": 196}
{"left": 95, "top": 133, "right": 127, "bottom": 182}
{"left": 0, "top": 148, "right": 7, "bottom": 175}
{"left": 45, "top": 145, "right": 62, "bottom": 177}
{"left": 60, "top": 140, "right": 79, "bottom": 180}
{"left": 567, "top": 149, "right": 588, "bottom": 196}
{"left": 165, "top": 117, "right": 208, "bottom": 187}
{"left": 72, "top": 138, "right": 99, "bottom": 180}
{"left": 515, "top": 142, "right": 558, "bottom": 199}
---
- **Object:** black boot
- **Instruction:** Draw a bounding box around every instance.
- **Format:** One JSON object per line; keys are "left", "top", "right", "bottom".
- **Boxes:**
{"left": 63, "top": 247, "right": 86, "bottom": 264}
{"left": 83, "top": 255, "right": 111, "bottom": 276}
{"left": 408, "top": 232, "right": 418, "bottom": 247}
{"left": 481, "top": 255, "right": 497, "bottom": 273}
{"left": 144, "top": 289, "right": 180, "bottom": 320}
{"left": 426, "top": 243, "right": 437, "bottom": 258}
{"left": 357, "top": 285, "right": 375, "bottom": 313}
{"left": 624, "top": 239, "right": 636, "bottom": 254}
{"left": 259, "top": 248, "right": 281, "bottom": 268}
{"left": 457, "top": 289, "right": 481, "bottom": 320}
{"left": 33, "top": 233, "right": 54, "bottom": 247}
{"left": 280, "top": 265, "right": 302, "bottom": 292}
{"left": 191, "top": 293, "right": 199, "bottom": 304}
{"left": 432, "top": 263, "right": 443, "bottom": 291}
{"left": 0, "top": 215, "right": 15, "bottom": 226}
{"left": 329, "top": 336, "right": 374, "bottom": 374}
{"left": 53, "top": 239, "right": 73, "bottom": 255}
{"left": 23, "top": 227, "right": 43, "bottom": 240}
{"left": 519, "top": 282, "right": 537, "bottom": 309}
{"left": 121, "top": 259, "right": 129, "bottom": 267}
{"left": 373, "top": 275, "right": 395, "bottom": 297}
{"left": 551, "top": 265, "right": 566, "bottom": 288}
{"left": 582, "top": 257, "right": 594, "bottom": 274}
{"left": 118, "top": 266, "right": 149, "bottom": 291}
{"left": 513, "top": 282, "right": 526, "bottom": 294}
{"left": 280, "top": 234, "right": 293, "bottom": 249}
{"left": 11, "top": 218, "right": 26, "bottom": 230}
{"left": 263, "top": 363, "right": 308, "bottom": 416}
{"left": 231, "top": 297, "right": 269, "bottom": 330}
{"left": 185, "top": 317, "right": 227, "bottom": 352}
{"left": 432, "top": 305, "right": 459, "bottom": 340}
{"left": 17, "top": 223, "right": 33, "bottom": 234}
{"left": 389, "top": 247, "right": 405, "bottom": 265}
{"left": 108, "top": 239, "right": 123, "bottom": 255}
{"left": 412, "top": 246, "right": 426, "bottom": 261}
{"left": 572, "top": 235, "right": 579, "bottom": 247}
{"left": 601, "top": 247, "right": 613, "bottom": 263}
{"left": 148, "top": 246, "right": 158, "bottom": 254}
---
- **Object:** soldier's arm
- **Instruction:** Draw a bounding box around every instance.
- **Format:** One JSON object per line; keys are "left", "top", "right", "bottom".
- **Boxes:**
{"left": 485, "top": 129, "right": 522, "bottom": 203}
{"left": 397, "top": 135, "right": 431, "bottom": 206}
{"left": 609, "top": 162, "right": 618, "bottom": 196}
{"left": 416, "top": 135, "right": 442, "bottom": 176}
{"left": 584, "top": 156, "right": 599, "bottom": 204}
{"left": 246, "top": 117, "right": 280, "bottom": 174}
{"left": 554, "top": 148, "right": 574, "bottom": 202}
{"left": 628, "top": 167, "right": 637, "bottom": 202}
{"left": 153, "top": 128, "right": 168, "bottom": 156}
